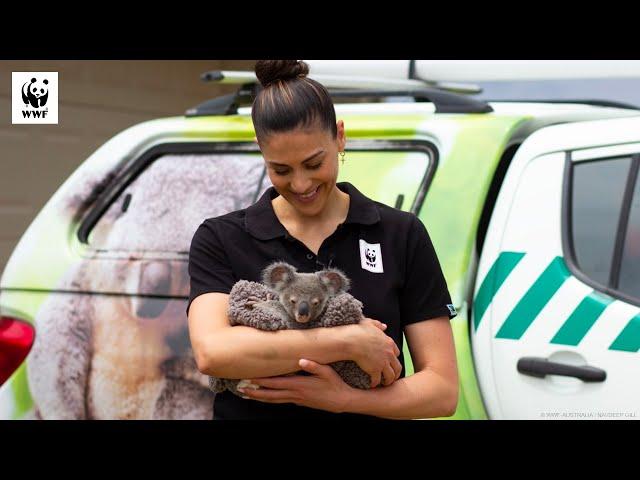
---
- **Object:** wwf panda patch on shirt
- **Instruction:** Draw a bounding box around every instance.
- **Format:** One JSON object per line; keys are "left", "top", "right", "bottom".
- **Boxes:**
{"left": 359, "top": 239, "right": 384, "bottom": 273}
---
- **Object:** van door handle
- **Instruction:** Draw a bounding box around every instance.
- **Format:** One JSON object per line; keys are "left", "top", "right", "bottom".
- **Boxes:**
{"left": 517, "top": 357, "right": 607, "bottom": 382}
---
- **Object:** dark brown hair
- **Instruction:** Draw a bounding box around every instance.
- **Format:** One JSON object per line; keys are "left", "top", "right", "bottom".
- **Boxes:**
{"left": 252, "top": 60, "right": 337, "bottom": 143}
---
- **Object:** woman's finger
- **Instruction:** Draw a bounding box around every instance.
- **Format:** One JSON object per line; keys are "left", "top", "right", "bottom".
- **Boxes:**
{"left": 298, "top": 359, "right": 336, "bottom": 380}
{"left": 370, "top": 371, "right": 381, "bottom": 388}
{"left": 382, "top": 365, "right": 395, "bottom": 386}
{"left": 363, "top": 317, "right": 387, "bottom": 330}
{"left": 392, "top": 357, "right": 402, "bottom": 379}
{"left": 249, "top": 376, "right": 302, "bottom": 390}
{"left": 238, "top": 387, "right": 299, "bottom": 403}
{"left": 393, "top": 359, "right": 402, "bottom": 380}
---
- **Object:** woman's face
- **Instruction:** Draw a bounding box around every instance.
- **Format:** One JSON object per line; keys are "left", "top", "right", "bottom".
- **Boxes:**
{"left": 258, "top": 120, "right": 346, "bottom": 217}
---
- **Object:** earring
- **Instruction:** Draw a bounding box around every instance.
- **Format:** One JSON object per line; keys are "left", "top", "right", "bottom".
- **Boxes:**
{"left": 339, "top": 151, "right": 345, "bottom": 164}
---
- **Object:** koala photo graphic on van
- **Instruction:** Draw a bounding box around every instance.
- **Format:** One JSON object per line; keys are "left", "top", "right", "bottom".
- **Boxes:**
{"left": 12, "top": 72, "right": 58, "bottom": 124}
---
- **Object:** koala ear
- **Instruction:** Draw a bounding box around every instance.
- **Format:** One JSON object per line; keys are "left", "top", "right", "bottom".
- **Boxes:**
{"left": 317, "top": 268, "right": 350, "bottom": 296}
{"left": 262, "top": 261, "right": 296, "bottom": 291}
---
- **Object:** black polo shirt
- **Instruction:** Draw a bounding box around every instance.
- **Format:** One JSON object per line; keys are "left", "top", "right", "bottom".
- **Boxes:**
{"left": 187, "top": 181, "right": 456, "bottom": 420}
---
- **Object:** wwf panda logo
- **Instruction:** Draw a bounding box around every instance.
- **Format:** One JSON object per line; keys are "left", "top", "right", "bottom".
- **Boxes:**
{"left": 359, "top": 239, "right": 383, "bottom": 273}
{"left": 365, "top": 247, "right": 376, "bottom": 267}
{"left": 22, "top": 77, "right": 49, "bottom": 108}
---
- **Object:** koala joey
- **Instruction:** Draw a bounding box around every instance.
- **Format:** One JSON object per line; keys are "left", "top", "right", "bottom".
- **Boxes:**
{"left": 246, "top": 261, "right": 350, "bottom": 328}
{"left": 209, "top": 261, "right": 373, "bottom": 395}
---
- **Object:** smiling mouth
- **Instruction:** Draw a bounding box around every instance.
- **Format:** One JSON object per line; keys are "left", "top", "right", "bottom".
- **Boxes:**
{"left": 294, "top": 185, "right": 320, "bottom": 202}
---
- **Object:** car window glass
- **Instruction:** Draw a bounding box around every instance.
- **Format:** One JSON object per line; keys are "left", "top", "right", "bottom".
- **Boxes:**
{"left": 88, "top": 153, "right": 265, "bottom": 253}
{"left": 474, "top": 78, "right": 640, "bottom": 108}
{"left": 90, "top": 148, "right": 433, "bottom": 254}
{"left": 571, "top": 157, "right": 632, "bottom": 286}
{"left": 618, "top": 172, "right": 640, "bottom": 298}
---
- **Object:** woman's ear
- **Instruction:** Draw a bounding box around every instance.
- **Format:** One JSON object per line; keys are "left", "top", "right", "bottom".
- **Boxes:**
{"left": 253, "top": 136, "right": 259, "bottom": 145}
{"left": 336, "top": 120, "right": 346, "bottom": 151}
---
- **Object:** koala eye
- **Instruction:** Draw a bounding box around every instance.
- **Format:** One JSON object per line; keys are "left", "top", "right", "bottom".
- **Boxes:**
{"left": 290, "top": 298, "right": 297, "bottom": 304}
{"left": 311, "top": 299, "right": 319, "bottom": 306}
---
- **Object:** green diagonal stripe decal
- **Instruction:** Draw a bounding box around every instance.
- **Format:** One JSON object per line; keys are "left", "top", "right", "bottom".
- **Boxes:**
{"left": 473, "top": 251, "right": 525, "bottom": 331}
{"left": 496, "top": 256, "right": 570, "bottom": 340}
{"left": 550, "top": 291, "right": 613, "bottom": 346}
{"left": 609, "top": 314, "right": 640, "bottom": 352}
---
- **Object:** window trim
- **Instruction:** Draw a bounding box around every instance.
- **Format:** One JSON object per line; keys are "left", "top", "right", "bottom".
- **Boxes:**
{"left": 609, "top": 155, "right": 640, "bottom": 289}
{"left": 561, "top": 151, "right": 640, "bottom": 307}
{"left": 77, "top": 139, "right": 439, "bottom": 255}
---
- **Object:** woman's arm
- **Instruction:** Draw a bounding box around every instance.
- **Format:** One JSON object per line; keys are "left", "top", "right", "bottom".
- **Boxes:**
{"left": 342, "top": 316, "right": 459, "bottom": 419}
{"left": 241, "top": 315, "right": 458, "bottom": 419}
{"left": 188, "top": 292, "right": 400, "bottom": 381}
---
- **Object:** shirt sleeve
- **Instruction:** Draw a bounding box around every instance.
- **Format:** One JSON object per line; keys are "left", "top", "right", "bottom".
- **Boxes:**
{"left": 186, "top": 220, "right": 237, "bottom": 316}
{"left": 400, "top": 214, "right": 457, "bottom": 327}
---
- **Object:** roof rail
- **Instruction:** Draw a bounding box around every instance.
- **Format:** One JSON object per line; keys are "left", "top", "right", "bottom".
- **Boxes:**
{"left": 329, "top": 89, "right": 493, "bottom": 113}
{"left": 185, "top": 70, "right": 493, "bottom": 117}
{"left": 482, "top": 98, "right": 640, "bottom": 110}
{"left": 200, "top": 70, "right": 430, "bottom": 91}
{"left": 203, "top": 68, "right": 482, "bottom": 94}
{"left": 185, "top": 83, "right": 257, "bottom": 117}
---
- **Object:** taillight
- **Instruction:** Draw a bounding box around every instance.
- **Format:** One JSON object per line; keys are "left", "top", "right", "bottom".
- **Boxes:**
{"left": 0, "top": 316, "right": 35, "bottom": 387}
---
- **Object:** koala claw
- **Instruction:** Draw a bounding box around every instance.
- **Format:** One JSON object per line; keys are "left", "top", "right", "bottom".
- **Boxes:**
{"left": 238, "top": 379, "right": 260, "bottom": 390}
{"left": 245, "top": 296, "right": 261, "bottom": 309}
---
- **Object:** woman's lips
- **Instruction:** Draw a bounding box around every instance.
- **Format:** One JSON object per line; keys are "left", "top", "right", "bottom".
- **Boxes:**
{"left": 294, "top": 184, "right": 321, "bottom": 203}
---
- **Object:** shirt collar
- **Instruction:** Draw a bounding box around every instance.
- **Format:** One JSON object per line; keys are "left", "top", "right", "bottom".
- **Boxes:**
{"left": 245, "top": 181, "right": 381, "bottom": 241}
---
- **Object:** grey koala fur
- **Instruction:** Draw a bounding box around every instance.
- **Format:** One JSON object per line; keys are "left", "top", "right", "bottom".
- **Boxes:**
{"left": 209, "top": 261, "right": 373, "bottom": 397}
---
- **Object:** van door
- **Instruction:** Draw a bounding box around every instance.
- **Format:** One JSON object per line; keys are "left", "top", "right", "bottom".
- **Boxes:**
{"left": 472, "top": 116, "right": 640, "bottom": 420}
{"left": 23, "top": 139, "right": 436, "bottom": 419}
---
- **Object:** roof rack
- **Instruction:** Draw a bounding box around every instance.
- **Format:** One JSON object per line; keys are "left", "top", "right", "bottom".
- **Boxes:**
{"left": 329, "top": 89, "right": 493, "bottom": 113}
{"left": 184, "top": 82, "right": 257, "bottom": 116}
{"left": 185, "top": 70, "right": 493, "bottom": 117}
{"left": 483, "top": 98, "right": 640, "bottom": 110}
{"left": 200, "top": 69, "right": 455, "bottom": 91}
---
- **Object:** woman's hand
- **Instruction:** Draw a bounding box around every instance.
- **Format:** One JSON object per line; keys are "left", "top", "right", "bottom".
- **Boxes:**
{"left": 347, "top": 317, "right": 402, "bottom": 388}
{"left": 237, "top": 359, "right": 355, "bottom": 413}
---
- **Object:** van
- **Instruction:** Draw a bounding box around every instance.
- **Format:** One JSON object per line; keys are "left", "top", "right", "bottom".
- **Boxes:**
{"left": 1, "top": 62, "right": 639, "bottom": 419}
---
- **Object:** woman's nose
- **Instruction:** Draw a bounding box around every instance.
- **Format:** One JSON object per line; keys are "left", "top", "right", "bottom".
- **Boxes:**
{"left": 290, "top": 174, "right": 313, "bottom": 194}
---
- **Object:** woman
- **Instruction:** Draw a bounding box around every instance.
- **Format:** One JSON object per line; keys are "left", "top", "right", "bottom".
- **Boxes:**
{"left": 187, "top": 60, "right": 459, "bottom": 420}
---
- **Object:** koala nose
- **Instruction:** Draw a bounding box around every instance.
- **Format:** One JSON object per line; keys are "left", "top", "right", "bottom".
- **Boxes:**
{"left": 298, "top": 301, "right": 310, "bottom": 316}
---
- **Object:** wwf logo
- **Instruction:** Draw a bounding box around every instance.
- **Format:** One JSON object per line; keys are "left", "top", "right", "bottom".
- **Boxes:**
{"left": 365, "top": 247, "right": 377, "bottom": 267}
{"left": 22, "top": 77, "right": 49, "bottom": 108}
{"left": 359, "top": 239, "right": 384, "bottom": 273}
{"left": 12, "top": 71, "right": 58, "bottom": 124}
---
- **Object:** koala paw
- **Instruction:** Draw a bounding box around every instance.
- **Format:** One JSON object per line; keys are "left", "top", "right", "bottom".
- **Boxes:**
{"left": 245, "top": 296, "right": 262, "bottom": 309}
{"left": 237, "top": 379, "right": 260, "bottom": 390}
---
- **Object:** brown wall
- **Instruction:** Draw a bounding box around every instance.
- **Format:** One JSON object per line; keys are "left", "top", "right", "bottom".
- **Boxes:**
{"left": 0, "top": 60, "right": 255, "bottom": 273}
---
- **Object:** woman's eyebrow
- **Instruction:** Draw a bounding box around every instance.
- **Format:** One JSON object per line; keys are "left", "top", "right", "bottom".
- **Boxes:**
{"left": 268, "top": 150, "right": 325, "bottom": 167}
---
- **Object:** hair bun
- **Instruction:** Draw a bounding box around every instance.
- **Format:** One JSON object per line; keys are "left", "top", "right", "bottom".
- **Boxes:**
{"left": 254, "top": 60, "right": 309, "bottom": 87}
